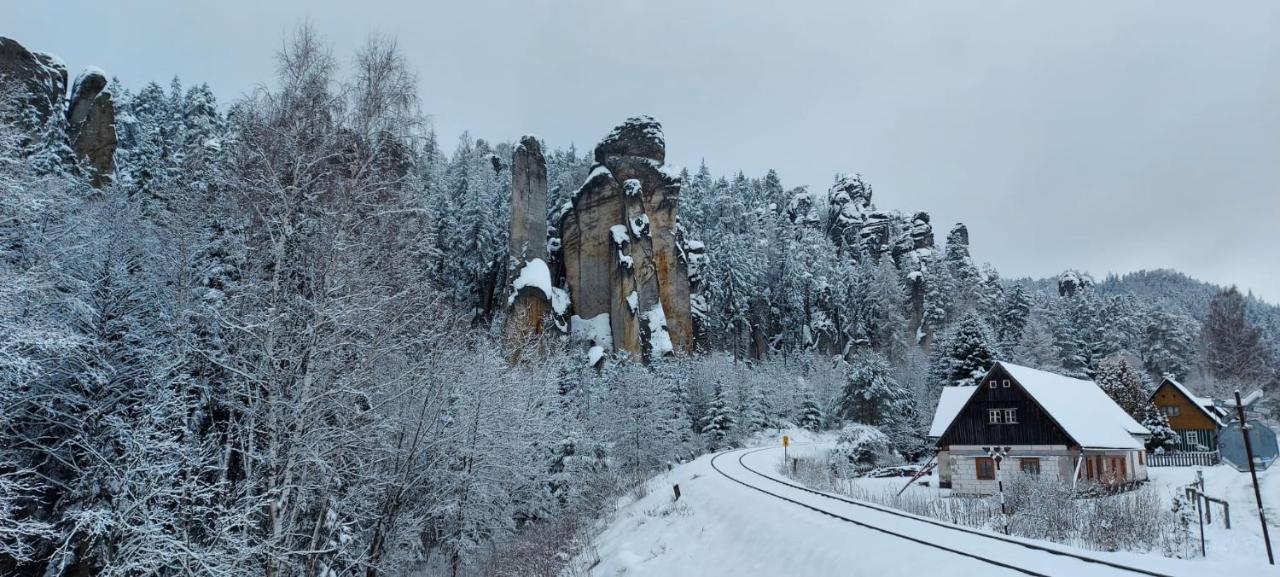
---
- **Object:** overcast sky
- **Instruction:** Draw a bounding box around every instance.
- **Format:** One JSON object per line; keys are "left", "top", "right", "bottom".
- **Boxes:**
{"left": 11, "top": 1, "right": 1280, "bottom": 301}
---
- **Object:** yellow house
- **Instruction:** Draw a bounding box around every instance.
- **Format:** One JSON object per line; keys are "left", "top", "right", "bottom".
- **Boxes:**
{"left": 1149, "top": 377, "right": 1225, "bottom": 451}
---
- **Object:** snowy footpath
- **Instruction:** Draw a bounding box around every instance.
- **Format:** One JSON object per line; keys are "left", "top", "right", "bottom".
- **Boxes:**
{"left": 583, "top": 443, "right": 1274, "bottom": 577}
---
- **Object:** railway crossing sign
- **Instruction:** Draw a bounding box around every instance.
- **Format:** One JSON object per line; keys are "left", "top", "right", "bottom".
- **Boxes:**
{"left": 1220, "top": 420, "right": 1278, "bottom": 472}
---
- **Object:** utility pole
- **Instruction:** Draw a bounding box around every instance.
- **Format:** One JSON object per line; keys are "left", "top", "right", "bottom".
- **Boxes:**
{"left": 1234, "top": 390, "right": 1274, "bottom": 565}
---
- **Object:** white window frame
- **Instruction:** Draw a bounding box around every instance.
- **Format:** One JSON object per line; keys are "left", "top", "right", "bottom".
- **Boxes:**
{"left": 1002, "top": 379, "right": 1011, "bottom": 388}
{"left": 989, "top": 380, "right": 998, "bottom": 389}
{"left": 1185, "top": 430, "right": 1200, "bottom": 447}
{"left": 988, "top": 409, "right": 1003, "bottom": 424}
{"left": 1003, "top": 408, "right": 1018, "bottom": 424}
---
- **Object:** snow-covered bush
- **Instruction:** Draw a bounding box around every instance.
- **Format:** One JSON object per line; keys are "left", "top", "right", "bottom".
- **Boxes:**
{"left": 1004, "top": 473, "right": 1189, "bottom": 555}
{"left": 829, "top": 423, "right": 897, "bottom": 475}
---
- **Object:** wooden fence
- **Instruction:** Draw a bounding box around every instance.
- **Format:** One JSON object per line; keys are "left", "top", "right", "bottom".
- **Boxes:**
{"left": 1147, "top": 451, "right": 1220, "bottom": 467}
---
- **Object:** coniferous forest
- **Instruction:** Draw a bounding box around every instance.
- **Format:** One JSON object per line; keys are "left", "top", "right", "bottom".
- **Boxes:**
{"left": 2, "top": 28, "right": 1278, "bottom": 577}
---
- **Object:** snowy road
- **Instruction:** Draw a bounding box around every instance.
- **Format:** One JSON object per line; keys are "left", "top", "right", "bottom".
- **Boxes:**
{"left": 586, "top": 444, "right": 1231, "bottom": 577}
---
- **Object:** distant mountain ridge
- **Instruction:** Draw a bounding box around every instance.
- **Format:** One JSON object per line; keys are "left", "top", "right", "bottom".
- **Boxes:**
{"left": 1017, "top": 268, "right": 1280, "bottom": 345}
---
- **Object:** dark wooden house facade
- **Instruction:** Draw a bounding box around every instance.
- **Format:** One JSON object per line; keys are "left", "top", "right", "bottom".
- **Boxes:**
{"left": 930, "top": 362, "right": 1150, "bottom": 495}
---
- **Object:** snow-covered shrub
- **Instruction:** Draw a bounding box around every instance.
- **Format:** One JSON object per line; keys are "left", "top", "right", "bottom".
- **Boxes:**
{"left": 830, "top": 423, "right": 897, "bottom": 475}
{"left": 478, "top": 516, "right": 586, "bottom": 577}
{"left": 1163, "top": 493, "right": 1197, "bottom": 559}
{"left": 1004, "top": 473, "right": 1183, "bottom": 554}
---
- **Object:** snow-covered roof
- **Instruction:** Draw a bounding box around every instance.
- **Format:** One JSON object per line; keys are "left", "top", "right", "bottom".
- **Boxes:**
{"left": 1154, "top": 377, "right": 1225, "bottom": 427}
{"left": 930, "top": 362, "right": 1149, "bottom": 450}
{"left": 1001, "top": 363, "right": 1149, "bottom": 450}
{"left": 929, "top": 386, "right": 975, "bottom": 438}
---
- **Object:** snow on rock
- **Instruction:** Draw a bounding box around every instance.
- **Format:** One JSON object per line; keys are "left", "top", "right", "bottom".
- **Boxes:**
{"left": 572, "top": 164, "right": 613, "bottom": 200}
{"left": 627, "top": 291, "right": 639, "bottom": 314}
{"left": 594, "top": 115, "right": 665, "bottom": 164}
{"left": 570, "top": 312, "right": 613, "bottom": 350}
{"left": 644, "top": 302, "right": 673, "bottom": 356}
{"left": 587, "top": 345, "right": 606, "bottom": 367}
{"left": 630, "top": 213, "right": 650, "bottom": 237}
{"left": 610, "top": 224, "right": 630, "bottom": 246}
{"left": 508, "top": 258, "right": 570, "bottom": 315}
{"left": 623, "top": 178, "right": 642, "bottom": 196}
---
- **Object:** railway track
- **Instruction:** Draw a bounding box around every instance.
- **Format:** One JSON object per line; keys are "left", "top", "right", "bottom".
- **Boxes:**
{"left": 710, "top": 446, "right": 1178, "bottom": 577}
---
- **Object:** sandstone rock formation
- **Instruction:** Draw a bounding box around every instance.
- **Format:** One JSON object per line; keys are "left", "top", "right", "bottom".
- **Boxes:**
{"left": 556, "top": 117, "right": 692, "bottom": 361}
{"left": 509, "top": 136, "right": 549, "bottom": 264}
{"left": 0, "top": 37, "right": 66, "bottom": 127}
{"left": 811, "top": 173, "right": 940, "bottom": 346}
{"left": 66, "top": 68, "right": 116, "bottom": 186}
{"left": 1058, "top": 269, "right": 1095, "bottom": 298}
{"left": 504, "top": 136, "right": 566, "bottom": 355}
{"left": 0, "top": 37, "right": 116, "bottom": 186}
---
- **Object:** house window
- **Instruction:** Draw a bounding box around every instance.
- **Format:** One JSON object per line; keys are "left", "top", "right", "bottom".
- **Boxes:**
{"left": 1163, "top": 405, "right": 1180, "bottom": 417}
{"left": 1185, "top": 430, "right": 1200, "bottom": 448}
{"left": 1002, "top": 379, "right": 1011, "bottom": 388}
{"left": 1020, "top": 458, "right": 1041, "bottom": 474}
{"left": 988, "top": 409, "right": 1017, "bottom": 424}
{"left": 976, "top": 457, "right": 996, "bottom": 480}
{"left": 989, "top": 380, "right": 998, "bottom": 389}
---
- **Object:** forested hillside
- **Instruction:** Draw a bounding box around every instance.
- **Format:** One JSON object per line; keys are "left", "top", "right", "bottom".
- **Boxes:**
{"left": 2, "top": 29, "right": 1277, "bottom": 577}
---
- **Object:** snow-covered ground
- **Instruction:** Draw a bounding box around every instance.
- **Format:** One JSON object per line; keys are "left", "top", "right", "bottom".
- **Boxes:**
{"left": 582, "top": 436, "right": 1276, "bottom": 576}
{"left": 1144, "top": 463, "right": 1278, "bottom": 567}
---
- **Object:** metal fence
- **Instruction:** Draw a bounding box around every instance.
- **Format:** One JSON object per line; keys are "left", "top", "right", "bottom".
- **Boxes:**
{"left": 1147, "top": 451, "right": 1220, "bottom": 467}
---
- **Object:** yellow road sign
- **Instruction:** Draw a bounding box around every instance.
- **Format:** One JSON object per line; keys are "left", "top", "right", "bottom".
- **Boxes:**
{"left": 782, "top": 435, "right": 790, "bottom": 447}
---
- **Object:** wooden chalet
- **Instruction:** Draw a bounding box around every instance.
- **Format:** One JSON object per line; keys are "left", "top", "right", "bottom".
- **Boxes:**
{"left": 929, "top": 362, "right": 1150, "bottom": 495}
{"left": 1149, "top": 377, "right": 1226, "bottom": 452}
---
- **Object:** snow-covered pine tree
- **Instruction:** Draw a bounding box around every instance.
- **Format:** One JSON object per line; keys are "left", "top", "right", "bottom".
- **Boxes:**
{"left": 1140, "top": 402, "right": 1179, "bottom": 452}
{"left": 848, "top": 257, "right": 907, "bottom": 360}
{"left": 1139, "top": 308, "right": 1197, "bottom": 380}
{"left": 1094, "top": 356, "right": 1150, "bottom": 419}
{"left": 929, "top": 313, "right": 999, "bottom": 387}
{"left": 700, "top": 383, "right": 736, "bottom": 450}
{"left": 1011, "top": 310, "right": 1063, "bottom": 371}
{"left": 797, "top": 388, "right": 825, "bottom": 432}
{"left": 839, "top": 351, "right": 909, "bottom": 425}
{"left": 116, "top": 81, "right": 180, "bottom": 207}
{"left": 997, "top": 283, "right": 1031, "bottom": 352}
{"left": 920, "top": 251, "right": 952, "bottom": 341}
